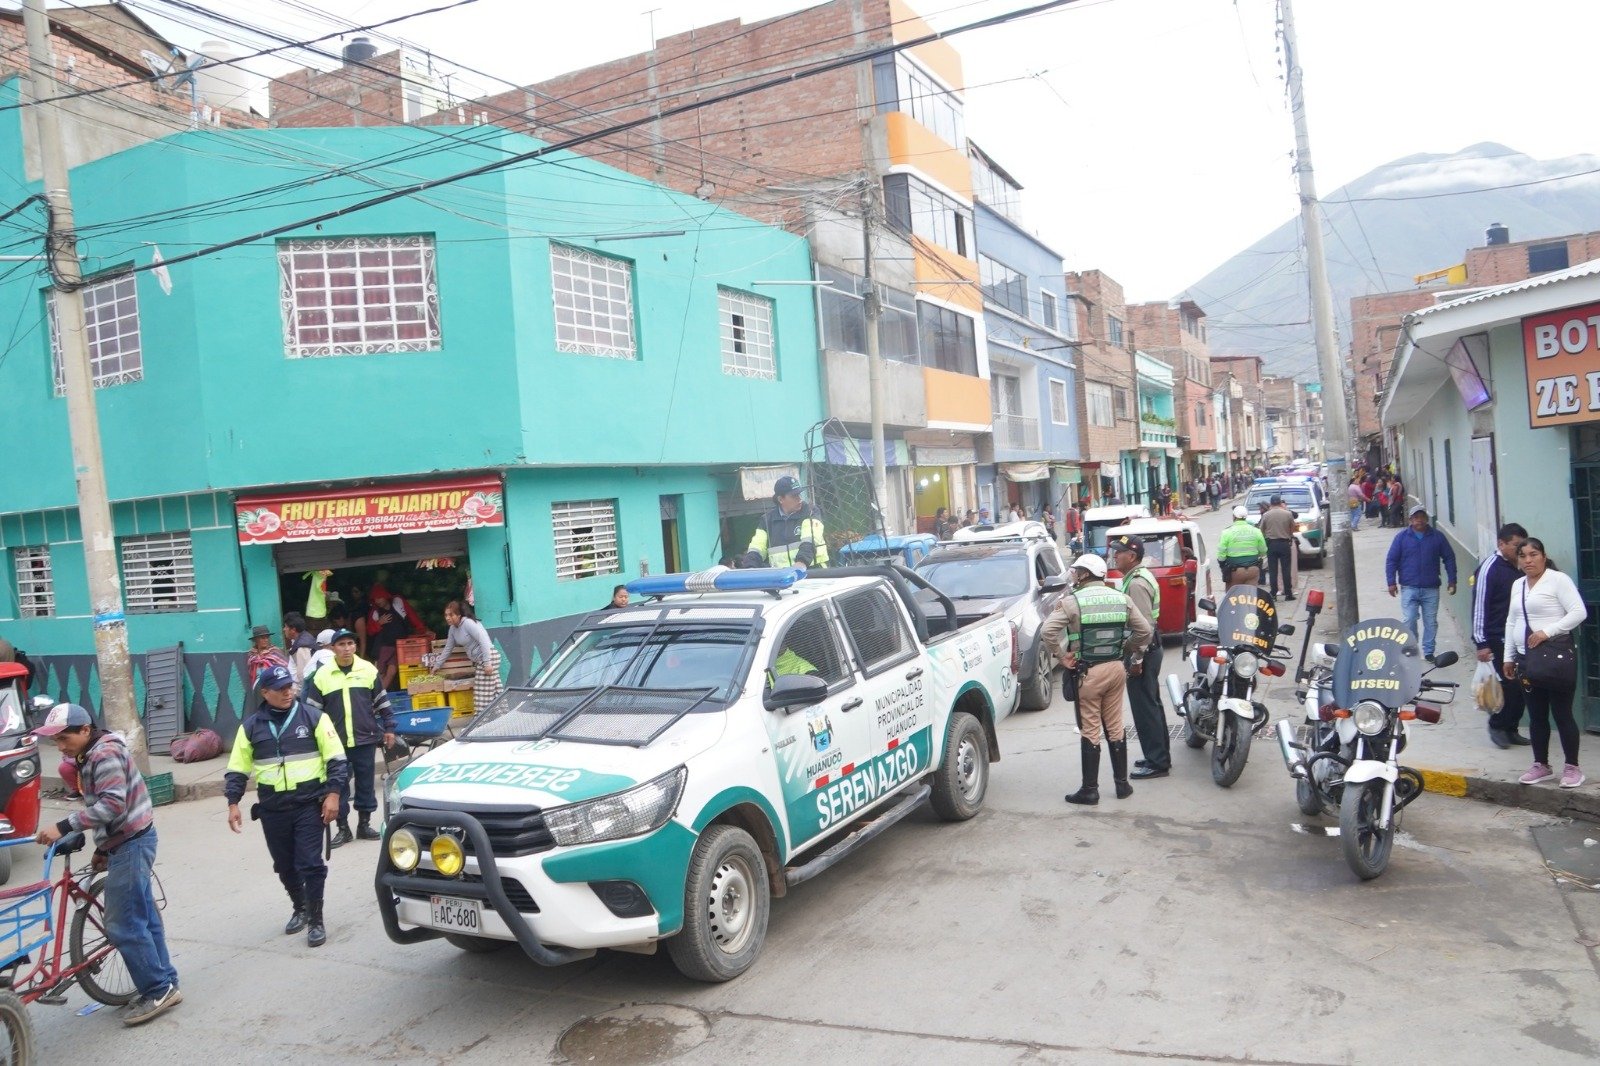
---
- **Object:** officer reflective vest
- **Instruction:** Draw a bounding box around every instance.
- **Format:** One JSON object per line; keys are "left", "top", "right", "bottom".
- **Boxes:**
{"left": 743, "top": 503, "right": 830, "bottom": 569}
{"left": 309, "top": 656, "right": 393, "bottom": 748}
{"left": 1120, "top": 565, "right": 1161, "bottom": 623}
{"left": 1217, "top": 520, "right": 1267, "bottom": 562}
{"left": 1070, "top": 583, "right": 1131, "bottom": 664}
{"left": 224, "top": 701, "right": 349, "bottom": 811}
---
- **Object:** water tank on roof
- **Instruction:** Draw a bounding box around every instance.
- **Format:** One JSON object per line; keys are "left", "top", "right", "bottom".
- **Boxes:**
{"left": 194, "top": 40, "right": 264, "bottom": 116}
{"left": 1486, "top": 222, "right": 1510, "bottom": 246}
{"left": 343, "top": 36, "right": 378, "bottom": 64}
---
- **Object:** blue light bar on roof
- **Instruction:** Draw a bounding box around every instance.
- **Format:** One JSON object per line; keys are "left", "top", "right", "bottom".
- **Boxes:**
{"left": 626, "top": 566, "right": 805, "bottom": 597}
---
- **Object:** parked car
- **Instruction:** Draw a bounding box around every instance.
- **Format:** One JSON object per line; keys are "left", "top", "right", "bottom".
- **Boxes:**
{"left": 1104, "top": 518, "right": 1213, "bottom": 639}
{"left": 1244, "top": 477, "right": 1330, "bottom": 567}
{"left": 914, "top": 522, "right": 1068, "bottom": 711}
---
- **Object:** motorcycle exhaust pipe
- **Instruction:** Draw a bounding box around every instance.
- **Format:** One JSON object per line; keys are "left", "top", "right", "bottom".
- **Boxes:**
{"left": 1276, "top": 718, "right": 1307, "bottom": 778}
{"left": 1165, "top": 674, "right": 1186, "bottom": 715}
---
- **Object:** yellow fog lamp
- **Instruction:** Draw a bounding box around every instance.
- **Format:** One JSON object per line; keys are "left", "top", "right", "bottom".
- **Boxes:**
{"left": 431, "top": 834, "right": 466, "bottom": 878}
{"left": 387, "top": 829, "right": 420, "bottom": 872}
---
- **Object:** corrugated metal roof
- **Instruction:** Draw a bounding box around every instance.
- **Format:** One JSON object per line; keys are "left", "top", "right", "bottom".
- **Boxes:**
{"left": 1411, "top": 257, "right": 1600, "bottom": 317}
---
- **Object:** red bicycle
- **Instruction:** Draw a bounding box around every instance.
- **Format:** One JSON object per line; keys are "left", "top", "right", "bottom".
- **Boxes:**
{"left": 0, "top": 832, "right": 164, "bottom": 1063}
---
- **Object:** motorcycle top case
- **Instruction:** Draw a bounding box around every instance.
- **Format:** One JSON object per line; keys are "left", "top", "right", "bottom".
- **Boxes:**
{"left": 1332, "top": 617, "right": 1423, "bottom": 709}
{"left": 1215, "top": 585, "right": 1279, "bottom": 652}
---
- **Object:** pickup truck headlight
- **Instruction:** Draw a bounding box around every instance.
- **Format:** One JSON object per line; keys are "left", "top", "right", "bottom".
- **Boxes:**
{"left": 545, "top": 766, "right": 688, "bottom": 847}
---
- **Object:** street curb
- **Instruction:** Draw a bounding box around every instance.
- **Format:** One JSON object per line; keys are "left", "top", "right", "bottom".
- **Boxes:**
{"left": 43, "top": 770, "right": 226, "bottom": 806}
{"left": 1417, "top": 765, "right": 1600, "bottom": 822}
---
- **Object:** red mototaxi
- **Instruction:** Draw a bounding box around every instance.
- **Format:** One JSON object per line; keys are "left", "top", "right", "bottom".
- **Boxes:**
{"left": 1103, "top": 518, "right": 1215, "bottom": 638}
{"left": 0, "top": 664, "right": 43, "bottom": 874}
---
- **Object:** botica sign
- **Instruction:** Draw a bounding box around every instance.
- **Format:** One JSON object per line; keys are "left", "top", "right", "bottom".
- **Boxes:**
{"left": 1523, "top": 300, "right": 1600, "bottom": 428}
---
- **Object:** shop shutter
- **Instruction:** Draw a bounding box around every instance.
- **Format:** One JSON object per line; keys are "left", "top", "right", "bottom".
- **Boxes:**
{"left": 272, "top": 531, "right": 467, "bottom": 572}
{"left": 143, "top": 643, "right": 185, "bottom": 753}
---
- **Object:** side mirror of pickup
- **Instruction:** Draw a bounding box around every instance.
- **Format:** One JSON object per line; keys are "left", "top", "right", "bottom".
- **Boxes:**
{"left": 764, "top": 673, "right": 828, "bottom": 713}
{"left": 1039, "top": 575, "right": 1069, "bottom": 593}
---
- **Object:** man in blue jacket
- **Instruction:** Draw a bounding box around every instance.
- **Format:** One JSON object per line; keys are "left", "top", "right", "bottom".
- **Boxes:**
{"left": 1386, "top": 505, "right": 1457, "bottom": 662}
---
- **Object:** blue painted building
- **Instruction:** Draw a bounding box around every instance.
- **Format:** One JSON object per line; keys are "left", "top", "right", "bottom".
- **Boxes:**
{"left": 0, "top": 93, "right": 823, "bottom": 736}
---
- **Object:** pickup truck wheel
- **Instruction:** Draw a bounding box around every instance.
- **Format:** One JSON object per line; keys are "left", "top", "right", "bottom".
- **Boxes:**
{"left": 1019, "top": 640, "right": 1054, "bottom": 711}
{"left": 668, "top": 825, "right": 769, "bottom": 983}
{"left": 445, "top": 933, "right": 508, "bottom": 953}
{"left": 929, "top": 711, "right": 988, "bottom": 821}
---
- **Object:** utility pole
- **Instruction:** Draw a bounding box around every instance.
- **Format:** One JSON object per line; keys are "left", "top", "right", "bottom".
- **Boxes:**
{"left": 1280, "top": 0, "right": 1358, "bottom": 633}
{"left": 861, "top": 181, "right": 889, "bottom": 533}
{"left": 23, "top": 0, "right": 146, "bottom": 771}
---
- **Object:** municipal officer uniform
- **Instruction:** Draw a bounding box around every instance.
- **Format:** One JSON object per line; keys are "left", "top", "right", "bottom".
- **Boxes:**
{"left": 1042, "top": 555, "right": 1154, "bottom": 805}
{"left": 305, "top": 632, "right": 396, "bottom": 846}
{"left": 740, "top": 475, "right": 830, "bottom": 569}
{"left": 225, "top": 665, "right": 348, "bottom": 947}
{"left": 1110, "top": 536, "right": 1168, "bottom": 778}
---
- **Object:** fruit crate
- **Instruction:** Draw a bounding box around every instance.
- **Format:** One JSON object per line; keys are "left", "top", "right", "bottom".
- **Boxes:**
{"left": 446, "top": 689, "right": 475, "bottom": 718}
{"left": 396, "top": 637, "right": 432, "bottom": 666}
{"left": 146, "top": 771, "right": 176, "bottom": 807}
{"left": 410, "top": 692, "right": 447, "bottom": 710}
{"left": 398, "top": 664, "right": 427, "bottom": 688}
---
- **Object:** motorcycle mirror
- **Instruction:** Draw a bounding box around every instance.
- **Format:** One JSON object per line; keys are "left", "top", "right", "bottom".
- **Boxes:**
{"left": 1428, "top": 651, "right": 1459, "bottom": 669}
{"left": 1278, "top": 624, "right": 1296, "bottom": 636}
{"left": 1197, "top": 598, "right": 1216, "bottom": 613}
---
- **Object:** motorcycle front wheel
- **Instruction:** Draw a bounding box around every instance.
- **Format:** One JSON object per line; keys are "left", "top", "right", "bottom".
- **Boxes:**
{"left": 1339, "top": 779, "right": 1394, "bottom": 880}
{"left": 1211, "top": 713, "right": 1251, "bottom": 787}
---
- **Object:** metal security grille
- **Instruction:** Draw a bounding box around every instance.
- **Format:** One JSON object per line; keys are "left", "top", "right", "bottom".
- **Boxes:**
{"left": 13, "top": 546, "right": 53, "bottom": 617}
{"left": 278, "top": 236, "right": 441, "bottom": 358}
{"left": 551, "top": 245, "right": 635, "bottom": 358}
{"left": 1050, "top": 379, "right": 1069, "bottom": 424}
{"left": 120, "top": 531, "right": 196, "bottom": 613}
{"left": 552, "top": 500, "right": 620, "bottom": 581}
{"left": 50, "top": 274, "right": 143, "bottom": 394}
{"left": 718, "top": 288, "right": 775, "bottom": 379}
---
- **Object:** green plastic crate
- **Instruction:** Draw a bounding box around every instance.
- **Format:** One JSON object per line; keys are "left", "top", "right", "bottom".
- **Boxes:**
{"left": 146, "top": 771, "right": 175, "bottom": 807}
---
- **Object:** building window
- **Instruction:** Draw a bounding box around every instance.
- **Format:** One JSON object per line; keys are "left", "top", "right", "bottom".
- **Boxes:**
{"left": 551, "top": 245, "right": 636, "bottom": 359}
{"left": 916, "top": 301, "right": 977, "bottom": 375}
{"left": 553, "top": 499, "right": 620, "bottom": 581}
{"left": 1196, "top": 402, "right": 1206, "bottom": 426}
{"left": 718, "top": 288, "right": 776, "bottom": 379}
{"left": 1106, "top": 314, "right": 1124, "bottom": 348}
{"left": 278, "top": 236, "right": 441, "bottom": 358}
{"left": 1040, "top": 290, "right": 1058, "bottom": 332}
{"left": 1049, "top": 378, "right": 1069, "bottom": 425}
{"left": 1443, "top": 438, "right": 1455, "bottom": 525}
{"left": 1087, "top": 383, "right": 1114, "bottom": 427}
{"left": 816, "top": 267, "right": 918, "bottom": 362}
{"left": 49, "top": 273, "right": 143, "bottom": 395}
{"left": 970, "top": 148, "right": 1024, "bottom": 225}
{"left": 979, "top": 255, "right": 1028, "bottom": 318}
{"left": 883, "top": 174, "right": 972, "bottom": 259}
{"left": 120, "top": 532, "right": 195, "bottom": 614}
{"left": 1527, "top": 242, "right": 1570, "bottom": 274}
{"left": 1180, "top": 307, "right": 1205, "bottom": 338}
{"left": 872, "top": 54, "right": 965, "bottom": 148}
{"left": 12, "top": 547, "right": 53, "bottom": 618}
{"left": 1113, "top": 387, "right": 1132, "bottom": 420}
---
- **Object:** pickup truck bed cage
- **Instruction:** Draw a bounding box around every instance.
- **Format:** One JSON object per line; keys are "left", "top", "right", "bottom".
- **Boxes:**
{"left": 802, "top": 562, "right": 960, "bottom": 642}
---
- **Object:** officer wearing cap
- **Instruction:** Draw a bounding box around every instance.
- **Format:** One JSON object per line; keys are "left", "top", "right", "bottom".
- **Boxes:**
{"left": 1259, "top": 493, "right": 1298, "bottom": 600}
{"left": 305, "top": 628, "right": 396, "bottom": 846}
{"left": 1041, "top": 554, "right": 1153, "bottom": 805}
{"left": 1217, "top": 504, "right": 1267, "bottom": 588}
{"left": 225, "top": 663, "right": 349, "bottom": 948}
{"left": 739, "top": 475, "right": 829, "bottom": 571}
{"left": 1110, "top": 535, "right": 1169, "bottom": 780}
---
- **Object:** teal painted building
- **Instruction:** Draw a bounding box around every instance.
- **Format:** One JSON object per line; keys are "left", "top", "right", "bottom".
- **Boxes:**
{"left": 0, "top": 93, "right": 823, "bottom": 736}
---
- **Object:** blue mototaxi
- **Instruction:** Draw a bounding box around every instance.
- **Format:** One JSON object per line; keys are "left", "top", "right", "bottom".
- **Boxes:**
{"left": 836, "top": 533, "right": 936, "bottom": 568}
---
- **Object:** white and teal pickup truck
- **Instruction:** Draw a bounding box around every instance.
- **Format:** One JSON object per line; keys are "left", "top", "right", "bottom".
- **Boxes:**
{"left": 375, "top": 564, "right": 1018, "bottom": 981}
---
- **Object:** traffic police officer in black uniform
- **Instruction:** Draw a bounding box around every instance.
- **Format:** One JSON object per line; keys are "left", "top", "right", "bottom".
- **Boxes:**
{"left": 225, "top": 664, "right": 349, "bottom": 947}
{"left": 1110, "top": 535, "right": 1170, "bottom": 779}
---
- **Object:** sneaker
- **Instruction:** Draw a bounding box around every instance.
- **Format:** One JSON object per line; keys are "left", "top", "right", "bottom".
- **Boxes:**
{"left": 1519, "top": 762, "right": 1555, "bottom": 785}
{"left": 1561, "top": 765, "right": 1586, "bottom": 789}
{"left": 124, "top": 984, "right": 182, "bottom": 1027}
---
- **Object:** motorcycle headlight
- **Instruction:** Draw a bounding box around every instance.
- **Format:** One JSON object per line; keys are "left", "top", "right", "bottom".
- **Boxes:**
{"left": 1354, "top": 701, "right": 1388, "bottom": 735}
{"left": 545, "top": 766, "right": 688, "bottom": 847}
{"left": 1232, "top": 651, "right": 1260, "bottom": 679}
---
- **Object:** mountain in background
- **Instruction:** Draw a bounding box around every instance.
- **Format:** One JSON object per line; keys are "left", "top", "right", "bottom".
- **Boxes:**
{"left": 1182, "top": 143, "right": 1600, "bottom": 379}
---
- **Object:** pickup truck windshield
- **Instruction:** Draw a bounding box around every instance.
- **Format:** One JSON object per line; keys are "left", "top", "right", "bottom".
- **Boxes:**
{"left": 536, "top": 623, "right": 752, "bottom": 702}
{"left": 918, "top": 555, "right": 1030, "bottom": 598}
{"left": 1248, "top": 488, "right": 1313, "bottom": 512}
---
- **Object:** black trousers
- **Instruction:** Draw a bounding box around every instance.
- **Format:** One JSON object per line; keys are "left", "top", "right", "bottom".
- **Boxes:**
{"left": 262, "top": 801, "right": 327, "bottom": 906}
{"left": 1525, "top": 683, "right": 1581, "bottom": 767}
{"left": 1485, "top": 656, "right": 1526, "bottom": 735}
{"left": 1266, "top": 539, "right": 1294, "bottom": 596}
{"left": 1127, "top": 641, "right": 1169, "bottom": 769}
{"left": 339, "top": 743, "right": 378, "bottom": 819}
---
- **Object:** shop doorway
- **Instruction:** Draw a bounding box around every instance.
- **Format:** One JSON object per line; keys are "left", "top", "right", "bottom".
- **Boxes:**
{"left": 660, "top": 495, "right": 685, "bottom": 574}
{"left": 1570, "top": 426, "right": 1600, "bottom": 733}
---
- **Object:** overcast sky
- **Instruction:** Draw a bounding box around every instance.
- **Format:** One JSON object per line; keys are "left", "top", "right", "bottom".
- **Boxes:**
{"left": 124, "top": 0, "right": 1600, "bottom": 303}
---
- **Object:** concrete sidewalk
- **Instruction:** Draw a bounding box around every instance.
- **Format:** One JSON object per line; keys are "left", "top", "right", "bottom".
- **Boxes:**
{"left": 1284, "top": 520, "right": 1600, "bottom": 822}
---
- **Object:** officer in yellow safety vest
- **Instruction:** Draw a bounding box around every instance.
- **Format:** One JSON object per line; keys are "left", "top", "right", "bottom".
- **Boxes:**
{"left": 740, "top": 475, "right": 830, "bottom": 571}
{"left": 305, "top": 630, "right": 396, "bottom": 848}
{"left": 224, "top": 664, "right": 348, "bottom": 947}
{"left": 1110, "top": 535, "right": 1169, "bottom": 780}
{"left": 1041, "top": 554, "right": 1153, "bottom": 806}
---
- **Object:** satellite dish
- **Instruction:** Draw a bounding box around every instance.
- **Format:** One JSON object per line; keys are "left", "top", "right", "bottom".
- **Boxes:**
{"left": 139, "top": 48, "right": 174, "bottom": 83}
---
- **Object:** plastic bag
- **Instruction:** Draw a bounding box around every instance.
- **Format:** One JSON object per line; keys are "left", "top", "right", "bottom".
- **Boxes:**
{"left": 1473, "top": 660, "right": 1504, "bottom": 714}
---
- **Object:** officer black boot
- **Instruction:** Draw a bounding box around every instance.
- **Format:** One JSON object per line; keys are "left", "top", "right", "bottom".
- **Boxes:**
{"left": 356, "top": 812, "right": 380, "bottom": 841}
{"left": 1065, "top": 738, "right": 1101, "bottom": 805}
{"left": 306, "top": 901, "right": 327, "bottom": 948}
{"left": 284, "top": 893, "right": 308, "bottom": 935}
{"left": 1108, "top": 739, "right": 1133, "bottom": 799}
{"left": 329, "top": 819, "right": 353, "bottom": 849}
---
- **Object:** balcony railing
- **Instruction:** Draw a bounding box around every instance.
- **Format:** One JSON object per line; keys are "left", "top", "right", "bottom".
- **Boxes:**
{"left": 993, "top": 413, "right": 1041, "bottom": 451}
{"left": 1140, "top": 416, "right": 1179, "bottom": 448}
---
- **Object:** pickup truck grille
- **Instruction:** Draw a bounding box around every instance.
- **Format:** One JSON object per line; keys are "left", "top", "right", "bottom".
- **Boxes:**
{"left": 398, "top": 801, "right": 556, "bottom": 857}
{"left": 398, "top": 870, "right": 540, "bottom": 913}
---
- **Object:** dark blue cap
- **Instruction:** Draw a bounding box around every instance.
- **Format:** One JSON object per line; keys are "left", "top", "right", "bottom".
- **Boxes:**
{"left": 256, "top": 664, "right": 296, "bottom": 691}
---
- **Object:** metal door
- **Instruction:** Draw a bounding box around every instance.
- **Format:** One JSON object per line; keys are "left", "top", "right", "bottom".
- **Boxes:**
{"left": 1570, "top": 426, "right": 1600, "bottom": 732}
{"left": 143, "top": 643, "right": 185, "bottom": 754}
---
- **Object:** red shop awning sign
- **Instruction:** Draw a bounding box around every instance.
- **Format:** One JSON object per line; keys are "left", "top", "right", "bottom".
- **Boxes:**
{"left": 235, "top": 476, "right": 504, "bottom": 544}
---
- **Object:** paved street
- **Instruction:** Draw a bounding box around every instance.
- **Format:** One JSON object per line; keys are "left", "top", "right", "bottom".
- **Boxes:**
{"left": 15, "top": 504, "right": 1600, "bottom": 1064}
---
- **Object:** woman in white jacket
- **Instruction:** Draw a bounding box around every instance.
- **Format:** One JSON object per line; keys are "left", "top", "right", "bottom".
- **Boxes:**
{"left": 1503, "top": 538, "right": 1588, "bottom": 788}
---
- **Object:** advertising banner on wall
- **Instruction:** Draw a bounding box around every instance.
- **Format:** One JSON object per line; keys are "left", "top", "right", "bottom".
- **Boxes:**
{"left": 235, "top": 476, "right": 504, "bottom": 544}
{"left": 1524, "top": 301, "right": 1600, "bottom": 428}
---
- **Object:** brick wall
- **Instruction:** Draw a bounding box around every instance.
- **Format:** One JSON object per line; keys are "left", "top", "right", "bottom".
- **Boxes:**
{"left": 268, "top": 51, "right": 407, "bottom": 128}
{"left": 1066, "top": 269, "right": 1138, "bottom": 467}
{"left": 1347, "top": 290, "right": 1433, "bottom": 439}
{"left": 1465, "top": 231, "right": 1600, "bottom": 287}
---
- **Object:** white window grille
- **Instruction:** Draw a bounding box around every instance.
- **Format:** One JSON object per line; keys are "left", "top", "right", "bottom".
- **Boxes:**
{"left": 1087, "top": 382, "right": 1114, "bottom": 428}
{"left": 551, "top": 245, "right": 636, "bottom": 358}
{"left": 13, "top": 547, "right": 53, "bottom": 618}
{"left": 1049, "top": 379, "right": 1070, "bottom": 425}
{"left": 278, "top": 236, "right": 441, "bottom": 358}
{"left": 552, "top": 500, "right": 620, "bottom": 581}
{"left": 719, "top": 288, "right": 776, "bottom": 379}
{"left": 120, "top": 531, "right": 196, "bottom": 614}
{"left": 49, "top": 274, "right": 143, "bottom": 395}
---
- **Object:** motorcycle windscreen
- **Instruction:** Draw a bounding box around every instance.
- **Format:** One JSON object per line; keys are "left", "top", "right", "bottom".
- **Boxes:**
{"left": 1215, "top": 585, "right": 1279, "bottom": 652}
{"left": 1332, "top": 617, "right": 1423, "bottom": 709}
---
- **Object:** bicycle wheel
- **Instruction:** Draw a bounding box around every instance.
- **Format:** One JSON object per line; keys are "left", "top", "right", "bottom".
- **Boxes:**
{"left": 0, "top": 988, "right": 31, "bottom": 1066}
{"left": 68, "top": 880, "right": 138, "bottom": 1006}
